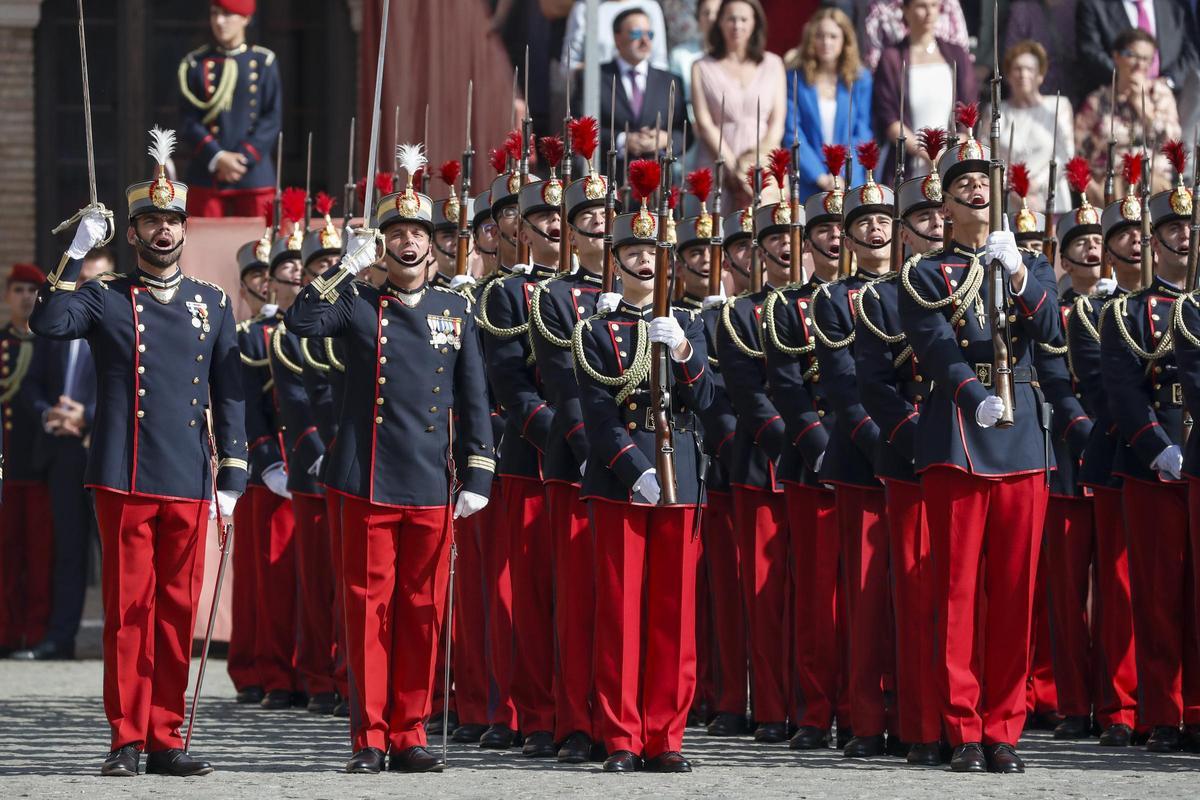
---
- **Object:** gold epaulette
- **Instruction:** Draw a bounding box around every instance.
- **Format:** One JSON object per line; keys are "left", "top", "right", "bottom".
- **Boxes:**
{"left": 432, "top": 284, "right": 474, "bottom": 313}
{"left": 571, "top": 316, "right": 652, "bottom": 404}
{"left": 251, "top": 45, "right": 276, "bottom": 66}
{"left": 181, "top": 45, "right": 207, "bottom": 68}
{"left": 762, "top": 285, "right": 813, "bottom": 358}
{"left": 188, "top": 277, "right": 228, "bottom": 307}
{"left": 1172, "top": 293, "right": 1200, "bottom": 349}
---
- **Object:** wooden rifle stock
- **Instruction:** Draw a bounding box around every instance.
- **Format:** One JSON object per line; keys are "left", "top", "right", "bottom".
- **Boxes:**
{"left": 652, "top": 159, "right": 677, "bottom": 505}
{"left": 988, "top": 70, "right": 1015, "bottom": 428}
{"left": 1187, "top": 136, "right": 1200, "bottom": 291}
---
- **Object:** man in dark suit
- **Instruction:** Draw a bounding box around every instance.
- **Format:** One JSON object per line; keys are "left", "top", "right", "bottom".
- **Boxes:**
{"left": 1077, "top": 0, "right": 1200, "bottom": 94}
{"left": 571, "top": 7, "right": 685, "bottom": 177}
{"left": 10, "top": 249, "right": 106, "bottom": 661}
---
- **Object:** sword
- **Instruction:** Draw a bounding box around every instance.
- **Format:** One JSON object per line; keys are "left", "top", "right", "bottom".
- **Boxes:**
{"left": 441, "top": 417, "right": 459, "bottom": 764}
{"left": 342, "top": 116, "right": 356, "bottom": 236}
{"left": 53, "top": 0, "right": 113, "bottom": 243}
{"left": 185, "top": 409, "right": 235, "bottom": 752}
{"left": 358, "top": 0, "right": 391, "bottom": 250}
{"left": 304, "top": 131, "right": 313, "bottom": 230}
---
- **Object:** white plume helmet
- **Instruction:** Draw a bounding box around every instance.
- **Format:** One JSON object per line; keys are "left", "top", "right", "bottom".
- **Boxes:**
{"left": 147, "top": 126, "right": 177, "bottom": 169}
{"left": 396, "top": 142, "right": 427, "bottom": 187}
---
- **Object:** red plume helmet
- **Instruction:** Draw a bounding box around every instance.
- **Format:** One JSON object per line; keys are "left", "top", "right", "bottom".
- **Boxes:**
{"left": 488, "top": 147, "right": 507, "bottom": 174}
{"left": 1162, "top": 139, "right": 1187, "bottom": 182}
{"left": 538, "top": 135, "right": 565, "bottom": 175}
{"left": 281, "top": 186, "right": 307, "bottom": 249}
{"left": 1065, "top": 156, "right": 1092, "bottom": 195}
{"left": 569, "top": 117, "right": 599, "bottom": 169}
{"left": 855, "top": 141, "right": 880, "bottom": 175}
{"left": 1162, "top": 139, "right": 1193, "bottom": 215}
{"left": 745, "top": 163, "right": 759, "bottom": 191}
{"left": 686, "top": 168, "right": 713, "bottom": 205}
{"left": 1121, "top": 152, "right": 1143, "bottom": 192}
{"left": 1010, "top": 163, "right": 1031, "bottom": 199}
{"left": 314, "top": 191, "right": 341, "bottom": 249}
{"left": 822, "top": 144, "right": 847, "bottom": 189}
{"left": 503, "top": 130, "right": 522, "bottom": 164}
{"left": 439, "top": 160, "right": 461, "bottom": 189}
{"left": 315, "top": 191, "right": 335, "bottom": 217}
{"left": 628, "top": 159, "right": 661, "bottom": 205}
{"left": 917, "top": 127, "right": 948, "bottom": 164}
{"left": 767, "top": 148, "right": 791, "bottom": 192}
{"left": 954, "top": 102, "right": 980, "bottom": 136}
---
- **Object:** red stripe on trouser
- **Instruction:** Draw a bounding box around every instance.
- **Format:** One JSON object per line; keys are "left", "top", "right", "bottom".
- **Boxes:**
{"left": 324, "top": 490, "right": 350, "bottom": 699}
{"left": 884, "top": 479, "right": 941, "bottom": 743}
{"left": 1090, "top": 487, "right": 1138, "bottom": 729}
{"left": 1041, "top": 495, "right": 1095, "bottom": 718}
{"left": 1124, "top": 478, "right": 1200, "bottom": 726}
{"left": 1026, "top": 564, "right": 1058, "bottom": 714}
{"left": 734, "top": 487, "right": 790, "bottom": 723}
{"left": 547, "top": 482, "right": 597, "bottom": 740}
{"left": 482, "top": 481, "right": 518, "bottom": 729}
{"left": 836, "top": 484, "right": 893, "bottom": 737}
{"left": 451, "top": 503, "right": 490, "bottom": 725}
{"left": 786, "top": 482, "right": 842, "bottom": 729}
{"left": 252, "top": 490, "right": 297, "bottom": 693}
{"left": 504, "top": 477, "right": 556, "bottom": 733}
{"left": 94, "top": 489, "right": 208, "bottom": 750}
{"left": 590, "top": 499, "right": 698, "bottom": 757}
{"left": 340, "top": 495, "right": 450, "bottom": 752}
{"left": 293, "top": 494, "right": 336, "bottom": 695}
{"left": 702, "top": 490, "right": 746, "bottom": 716}
{"left": 226, "top": 485, "right": 263, "bottom": 690}
{"left": 922, "top": 467, "right": 1048, "bottom": 746}
{"left": 0, "top": 482, "right": 53, "bottom": 648}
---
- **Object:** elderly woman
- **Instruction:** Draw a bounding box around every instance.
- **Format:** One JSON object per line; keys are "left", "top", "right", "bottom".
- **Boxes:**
{"left": 691, "top": 0, "right": 787, "bottom": 211}
{"left": 1075, "top": 27, "right": 1182, "bottom": 205}
{"left": 987, "top": 40, "right": 1075, "bottom": 213}
{"left": 782, "top": 7, "right": 873, "bottom": 200}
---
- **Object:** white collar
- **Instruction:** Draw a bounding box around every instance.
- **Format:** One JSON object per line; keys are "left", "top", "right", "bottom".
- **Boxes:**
{"left": 615, "top": 56, "right": 648, "bottom": 79}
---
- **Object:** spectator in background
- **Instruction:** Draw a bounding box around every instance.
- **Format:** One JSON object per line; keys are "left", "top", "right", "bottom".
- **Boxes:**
{"left": 572, "top": 7, "right": 686, "bottom": 178}
{"left": 661, "top": 0, "right": 701, "bottom": 50}
{"left": 859, "top": 0, "right": 969, "bottom": 70}
{"left": 1076, "top": 0, "right": 1200, "bottom": 96}
{"left": 562, "top": 0, "right": 669, "bottom": 71}
{"left": 1004, "top": 0, "right": 1084, "bottom": 103}
{"left": 872, "top": 0, "right": 977, "bottom": 179}
{"left": 670, "top": 0, "right": 720, "bottom": 112}
{"left": 987, "top": 41, "right": 1075, "bottom": 213}
{"left": 782, "top": 7, "right": 873, "bottom": 200}
{"left": 1075, "top": 27, "right": 1182, "bottom": 204}
{"left": 691, "top": 0, "right": 787, "bottom": 210}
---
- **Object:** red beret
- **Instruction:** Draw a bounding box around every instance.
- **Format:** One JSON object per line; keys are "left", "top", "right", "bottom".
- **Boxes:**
{"left": 213, "top": 0, "right": 256, "bottom": 16}
{"left": 8, "top": 263, "right": 44, "bottom": 286}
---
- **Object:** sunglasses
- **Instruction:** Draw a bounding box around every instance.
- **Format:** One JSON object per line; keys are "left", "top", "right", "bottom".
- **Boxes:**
{"left": 628, "top": 29, "right": 655, "bottom": 41}
{"left": 1118, "top": 49, "right": 1154, "bottom": 62}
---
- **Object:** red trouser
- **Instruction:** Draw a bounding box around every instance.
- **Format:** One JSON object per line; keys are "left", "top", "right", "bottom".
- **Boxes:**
{"left": 1027, "top": 564, "right": 1059, "bottom": 715}
{"left": 701, "top": 490, "right": 746, "bottom": 717}
{"left": 293, "top": 493, "right": 336, "bottom": 695}
{"left": 502, "top": 477, "right": 555, "bottom": 733}
{"left": 734, "top": 486, "right": 790, "bottom": 723}
{"left": 340, "top": 495, "right": 451, "bottom": 752}
{"left": 694, "top": 519, "right": 714, "bottom": 715}
{"left": 923, "top": 467, "right": 1048, "bottom": 746}
{"left": 786, "top": 482, "right": 843, "bottom": 729}
{"left": 482, "top": 480, "right": 518, "bottom": 729}
{"left": 885, "top": 479, "right": 941, "bottom": 743}
{"left": 226, "top": 485, "right": 263, "bottom": 690}
{"left": 186, "top": 185, "right": 273, "bottom": 218}
{"left": 1124, "top": 478, "right": 1200, "bottom": 726}
{"left": 324, "top": 490, "right": 350, "bottom": 699}
{"left": 452, "top": 500, "right": 490, "bottom": 726}
{"left": 94, "top": 489, "right": 208, "bottom": 750}
{"left": 252, "top": 489, "right": 297, "bottom": 693}
{"left": 836, "top": 484, "right": 893, "bottom": 738}
{"left": 0, "top": 481, "right": 53, "bottom": 648}
{"left": 590, "top": 499, "right": 699, "bottom": 757}
{"left": 547, "top": 481, "right": 596, "bottom": 740}
{"left": 1091, "top": 487, "right": 1138, "bottom": 728}
{"left": 1042, "top": 495, "right": 1094, "bottom": 718}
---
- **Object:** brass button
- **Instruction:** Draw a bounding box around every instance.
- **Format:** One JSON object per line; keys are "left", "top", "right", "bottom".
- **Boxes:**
{"left": 915, "top": 375, "right": 924, "bottom": 382}
{"left": 137, "top": 389, "right": 145, "bottom": 397}
{"left": 249, "top": 84, "right": 257, "bottom": 93}
{"left": 137, "top": 366, "right": 145, "bottom": 374}
{"left": 196, "top": 354, "right": 204, "bottom": 361}
{"left": 189, "top": 419, "right": 197, "bottom": 427}
{"left": 250, "top": 72, "right": 259, "bottom": 80}
{"left": 136, "top": 304, "right": 143, "bottom": 312}
{"left": 380, "top": 336, "right": 388, "bottom": 344}
{"left": 381, "top": 319, "right": 389, "bottom": 326}
{"left": 436, "top": 366, "right": 444, "bottom": 374}
{"left": 426, "top": 425, "right": 436, "bottom": 432}
{"left": 432, "top": 386, "right": 441, "bottom": 393}
{"left": 137, "top": 344, "right": 146, "bottom": 352}
{"left": 381, "top": 299, "right": 390, "bottom": 308}
{"left": 628, "top": 402, "right": 638, "bottom": 411}
{"left": 378, "top": 377, "right": 387, "bottom": 385}
{"left": 627, "top": 422, "right": 637, "bottom": 430}
{"left": 376, "top": 397, "right": 385, "bottom": 405}
{"left": 192, "top": 377, "right": 200, "bottom": 384}
{"left": 960, "top": 339, "right": 969, "bottom": 347}
{"left": 616, "top": 337, "right": 623, "bottom": 343}
{"left": 375, "top": 416, "right": 384, "bottom": 424}
{"left": 818, "top": 409, "right": 826, "bottom": 417}
{"left": 914, "top": 395, "right": 924, "bottom": 403}
{"left": 379, "top": 356, "right": 387, "bottom": 364}
{"left": 620, "top": 351, "right": 627, "bottom": 357}
{"left": 136, "top": 410, "right": 145, "bottom": 418}
{"left": 429, "top": 406, "right": 438, "bottom": 413}
{"left": 3, "top": 422, "right": 10, "bottom": 431}
{"left": 1008, "top": 315, "right": 1017, "bottom": 323}
{"left": 191, "top": 398, "right": 198, "bottom": 405}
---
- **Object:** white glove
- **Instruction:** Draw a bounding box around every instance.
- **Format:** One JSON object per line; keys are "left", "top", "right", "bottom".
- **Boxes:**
{"left": 449, "top": 274, "right": 477, "bottom": 290}
{"left": 813, "top": 451, "right": 825, "bottom": 473}
{"left": 632, "top": 468, "right": 661, "bottom": 505}
{"left": 510, "top": 263, "right": 532, "bottom": 275}
{"left": 649, "top": 315, "right": 688, "bottom": 360}
{"left": 67, "top": 207, "right": 110, "bottom": 259}
{"left": 1151, "top": 444, "right": 1183, "bottom": 482}
{"left": 260, "top": 302, "right": 279, "bottom": 318}
{"left": 307, "top": 454, "right": 323, "bottom": 477}
{"left": 342, "top": 228, "right": 380, "bottom": 275}
{"left": 1093, "top": 277, "right": 1118, "bottom": 298}
{"left": 262, "top": 461, "right": 292, "bottom": 499}
{"left": 975, "top": 395, "right": 1006, "bottom": 428}
{"left": 454, "top": 490, "right": 489, "bottom": 519}
{"left": 596, "top": 292, "right": 622, "bottom": 314}
{"left": 217, "top": 490, "right": 239, "bottom": 519}
{"left": 985, "top": 226, "right": 1022, "bottom": 277}
{"left": 702, "top": 294, "right": 725, "bottom": 311}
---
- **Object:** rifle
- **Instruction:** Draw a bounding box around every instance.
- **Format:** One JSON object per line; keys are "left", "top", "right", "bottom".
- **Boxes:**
{"left": 652, "top": 80, "right": 679, "bottom": 505}
{"left": 359, "top": 0, "right": 391, "bottom": 237}
{"left": 517, "top": 46, "right": 533, "bottom": 265}
{"left": 602, "top": 76, "right": 618, "bottom": 292}
{"left": 943, "top": 63, "right": 957, "bottom": 251}
{"left": 750, "top": 97, "right": 763, "bottom": 292}
{"left": 789, "top": 75, "right": 804, "bottom": 283}
{"left": 674, "top": 120, "right": 688, "bottom": 302}
{"left": 560, "top": 60, "right": 574, "bottom": 275}
{"left": 709, "top": 94, "right": 726, "bottom": 297}
{"left": 303, "top": 131, "right": 313, "bottom": 231}
{"left": 455, "top": 82, "right": 474, "bottom": 277}
{"left": 987, "top": 14, "right": 1015, "bottom": 428}
{"left": 1103, "top": 70, "right": 1118, "bottom": 207}
{"left": 272, "top": 130, "right": 284, "bottom": 241}
{"left": 342, "top": 116, "right": 356, "bottom": 234}
{"left": 1187, "top": 130, "right": 1200, "bottom": 291}
{"left": 1140, "top": 89, "right": 1154, "bottom": 290}
{"left": 622, "top": 121, "right": 632, "bottom": 208}
{"left": 393, "top": 105, "right": 401, "bottom": 176}
{"left": 1043, "top": 93, "right": 1062, "bottom": 266}
{"left": 890, "top": 62, "right": 907, "bottom": 272}
{"left": 838, "top": 85, "right": 856, "bottom": 278}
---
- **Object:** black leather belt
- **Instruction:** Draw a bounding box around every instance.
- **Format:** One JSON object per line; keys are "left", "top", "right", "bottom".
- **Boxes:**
{"left": 621, "top": 406, "right": 696, "bottom": 433}
{"left": 974, "top": 363, "right": 1037, "bottom": 388}
{"left": 1153, "top": 381, "right": 1183, "bottom": 408}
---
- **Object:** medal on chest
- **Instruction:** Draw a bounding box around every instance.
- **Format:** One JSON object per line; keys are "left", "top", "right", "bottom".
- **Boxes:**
{"left": 427, "top": 314, "right": 463, "bottom": 350}
{"left": 186, "top": 299, "right": 211, "bottom": 332}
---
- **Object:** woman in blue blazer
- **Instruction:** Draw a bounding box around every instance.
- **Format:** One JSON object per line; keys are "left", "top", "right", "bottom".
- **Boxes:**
{"left": 782, "top": 7, "right": 873, "bottom": 200}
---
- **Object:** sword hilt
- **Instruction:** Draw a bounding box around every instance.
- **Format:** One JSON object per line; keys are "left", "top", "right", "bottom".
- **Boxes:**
{"left": 52, "top": 201, "right": 115, "bottom": 247}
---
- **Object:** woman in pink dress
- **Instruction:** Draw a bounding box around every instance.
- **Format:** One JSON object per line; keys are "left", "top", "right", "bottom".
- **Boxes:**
{"left": 691, "top": 0, "right": 788, "bottom": 212}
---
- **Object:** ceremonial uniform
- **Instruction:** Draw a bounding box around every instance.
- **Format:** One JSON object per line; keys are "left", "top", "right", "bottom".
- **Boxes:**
{"left": 286, "top": 182, "right": 495, "bottom": 760}
{"left": 178, "top": 13, "right": 282, "bottom": 218}
{"left": 715, "top": 208, "right": 790, "bottom": 733}
{"left": 0, "top": 278, "right": 52, "bottom": 651}
{"left": 32, "top": 142, "right": 248, "bottom": 760}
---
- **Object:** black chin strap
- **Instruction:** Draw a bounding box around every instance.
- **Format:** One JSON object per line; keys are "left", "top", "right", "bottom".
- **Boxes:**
{"left": 433, "top": 240, "right": 457, "bottom": 259}
{"left": 133, "top": 233, "right": 183, "bottom": 261}
{"left": 902, "top": 219, "right": 942, "bottom": 243}
{"left": 386, "top": 244, "right": 432, "bottom": 268}
{"left": 1107, "top": 248, "right": 1140, "bottom": 266}
{"left": 846, "top": 232, "right": 892, "bottom": 252}
{"left": 1154, "top": 228, "right": 1190, "bottom": 258}
{"left": 949, "top": 195, "right": 989, "bottom": 211}
{"left": 571, "top": 222, "right": 604, "bottom": 240}
{"left": 762, "top": 249, "right": 792, "bottom": 271}
{"left": 617, "top": 261, "right": 651, "bottom": 282}
{"left": 1062, "top": 254, "right": 1101, "bottom": 271}
{"left": 525, "top": 220, "right": 561, "bottom": 243}
{"left": 808, "top": 240, "right": 839, "bottom": 262}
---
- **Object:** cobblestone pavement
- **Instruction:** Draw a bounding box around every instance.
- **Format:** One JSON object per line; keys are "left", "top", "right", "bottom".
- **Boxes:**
{"left": 1, "top": 660, "right": 1196, "bottom": 798}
